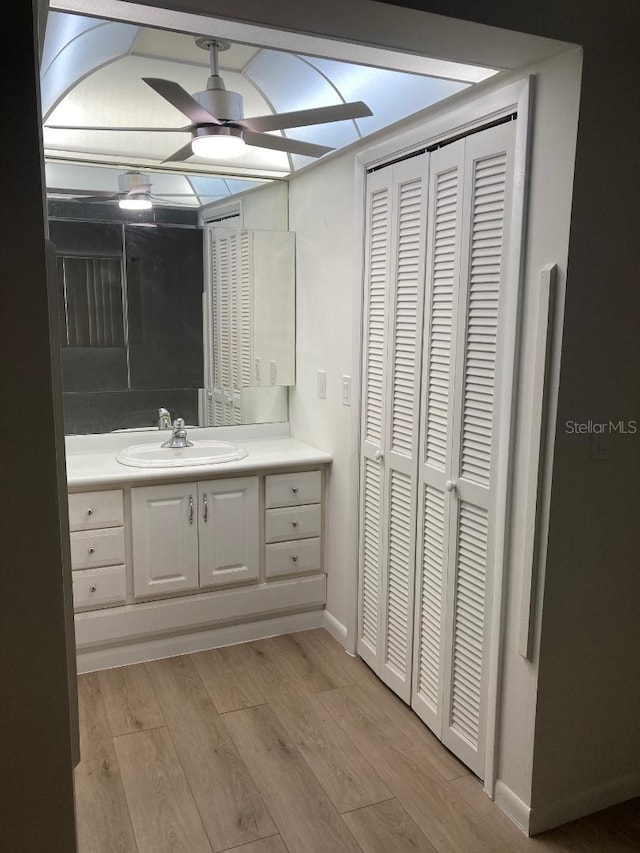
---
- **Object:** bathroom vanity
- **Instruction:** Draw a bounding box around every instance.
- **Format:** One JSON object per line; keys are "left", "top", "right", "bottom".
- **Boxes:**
{"left": 66, "top": 425, "right": 331, "bottom": 672}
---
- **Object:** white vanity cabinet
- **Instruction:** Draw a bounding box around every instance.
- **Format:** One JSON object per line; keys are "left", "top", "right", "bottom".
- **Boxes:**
{"left": 66, "top": 436, "right": 331, "bottom": 672}
{"left": 131, "top": 476, "right": 259, "bottom": 599}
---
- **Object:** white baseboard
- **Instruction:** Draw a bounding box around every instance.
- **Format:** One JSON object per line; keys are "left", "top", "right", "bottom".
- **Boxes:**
{"left": 75, "top": 574, "right": 325, "bottom": 648}
{"left": 77, "top": 608, "right": 324, "bottom": 673}
{"left": 322, "top": 609, "right": 348, "bottom": 646}
{"left": 528, "top": 771, "right": 640, "bottom": 836}
{"left": 494, "top": 780, "right": 532, "bottom": 835}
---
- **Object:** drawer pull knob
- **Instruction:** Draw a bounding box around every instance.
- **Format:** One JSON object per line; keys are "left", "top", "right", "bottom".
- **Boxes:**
{"left": 86, "top": 508, "right": 94, "bottom": 517}
{"left": 89, "top": 585, "right": 97, "bottom": 593}
{"left": 291, "top": 487, "right": 299, "bottom": 494}
{"left": 88, "top": 547, "right": 95, "bottom": 555}
{"left": 291, "top": 521, "right": 299, "bottom": 528}
{"left": 291, "top": 555, "right": 298, "bottom": 562}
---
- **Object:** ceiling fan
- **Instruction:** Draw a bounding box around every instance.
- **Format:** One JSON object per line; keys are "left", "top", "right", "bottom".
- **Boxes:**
{"left": 47, "top": 171, "right": 195, "bottom": 209}
{"left": 45, "top": 37, "right": 373, "bottom": 163}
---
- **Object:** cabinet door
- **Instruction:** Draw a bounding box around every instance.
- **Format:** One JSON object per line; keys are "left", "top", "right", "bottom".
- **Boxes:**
{"left": 131, "top": 483, "right": 199, "bottom": 598}
{"left": 198, "top": 477, "right": 259, "bottom": 588}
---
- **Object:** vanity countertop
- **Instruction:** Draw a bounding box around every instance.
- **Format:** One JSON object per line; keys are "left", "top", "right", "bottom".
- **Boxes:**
{"left": 66, "top": 436, "right": 332, "bottom": 491}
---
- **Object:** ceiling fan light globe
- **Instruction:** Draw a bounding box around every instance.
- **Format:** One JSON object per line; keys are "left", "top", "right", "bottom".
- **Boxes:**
{"left": 191, "top": 129, "right": 245, "bottom": 159}
{"left": 119, "top": 197, "right": 153, "bottom": 210}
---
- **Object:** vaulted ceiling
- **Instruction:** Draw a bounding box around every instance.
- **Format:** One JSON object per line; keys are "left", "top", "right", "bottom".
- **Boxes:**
{"left": 42, "top": 11, "right": 496, "bottom": 207}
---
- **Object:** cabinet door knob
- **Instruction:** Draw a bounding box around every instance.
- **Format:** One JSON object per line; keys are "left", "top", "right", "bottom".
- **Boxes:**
{"left": 189, "top": 495, "right": 194, "bottom": 525}
{"left": 445, "top": 480, "right": 456, "bottom": 492}
{"left": 291, "top": 555, "right": 298, "bottom": 562}
{"left": 374, "top": 449, "right": 383, "bottom": 462}
{"left": 291, "top": 521, "right": 299, "bottom": 528}
{"left": 291, "top": 486, "right": 299, "bottom": 494}
{"left": 88, "top": 547, "right": 95, "bottom": 555}
{"left": 86, "top": 508, "right": 94, "bottom": 517}
{"left": 203, "top": 493, "right": 208, "bottom": 523}
{"left": 89, "top": 585, "right": 97, "bottom": 593}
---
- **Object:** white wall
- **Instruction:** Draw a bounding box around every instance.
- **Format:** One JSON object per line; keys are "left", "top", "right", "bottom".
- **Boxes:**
{"left": 286, "top": 47, "right": 582, "bottom": 823}
{"left": 288, "top": 152, "right": 361, "bottom": 633}
{"left": 241, "top": 181, "right": 289, "bottom": 231}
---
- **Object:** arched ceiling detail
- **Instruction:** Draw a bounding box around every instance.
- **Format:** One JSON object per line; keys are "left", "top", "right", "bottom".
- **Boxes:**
{"left": 42, "top": 11, "right": 493, "bottom": 207}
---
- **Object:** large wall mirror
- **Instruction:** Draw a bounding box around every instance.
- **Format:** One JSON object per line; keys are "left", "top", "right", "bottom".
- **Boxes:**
{"left": 48, "top": 180, "right": 293, "bottom": 435}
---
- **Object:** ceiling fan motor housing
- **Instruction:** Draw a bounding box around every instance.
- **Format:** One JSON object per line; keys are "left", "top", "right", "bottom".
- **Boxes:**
{"left": 118, "top": 171, "right": 152, "bottom": 195}
{"left": 195, "top": 75, "right": 244, "bottom": 123}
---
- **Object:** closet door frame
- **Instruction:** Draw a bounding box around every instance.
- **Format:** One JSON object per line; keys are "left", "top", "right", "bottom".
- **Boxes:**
{"left": 351, "top": 77, "right": 532, "bottom": 792}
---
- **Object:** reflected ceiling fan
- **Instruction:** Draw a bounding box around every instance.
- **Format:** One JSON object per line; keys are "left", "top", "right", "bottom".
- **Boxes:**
{"left": 45, "top": 37, "right": 373, "bottom": 163}
{"left": 47, "top": 171, "right": 196, "bottom": 209}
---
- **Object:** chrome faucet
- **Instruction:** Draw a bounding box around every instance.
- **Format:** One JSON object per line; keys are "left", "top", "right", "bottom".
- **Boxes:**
{"left": 158, "top": 407, "right": 172, "bottom": 430}
{"left": 161, "top": 418, "right": 193, "bottom": 449}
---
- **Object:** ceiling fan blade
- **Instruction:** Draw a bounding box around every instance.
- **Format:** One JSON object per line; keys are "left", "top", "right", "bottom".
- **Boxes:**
{"left": 240, "top": 101, "right": 372, "bottom": 133}
{"left": 161, "top": 141, "right": 195, "bottom": 164}
{"left": 45, "top": 124, "right": 192, "bottom": 133}
{"left": 143, "top": 78, "right": 221, "bottom": 126}
{"left": 47, "top": 188, "right": 118, "bottom": 198}
{"left": 243, "top": 130, "right": 333, "bottom": 158}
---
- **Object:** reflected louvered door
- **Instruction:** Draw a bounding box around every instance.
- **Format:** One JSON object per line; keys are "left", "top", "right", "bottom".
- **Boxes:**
{"left": 209, "top": 233, "right": 224, "bottom": 426}
{"left": 412, "top": 140, "right": 465, "bottom": 733}
{"left": 440, "top": 121, "right": 515, "bottom": 777}
{"left": 211, "top": 228, "right": 239, "bottom": 425}
{"left": 357, "top": 167, "right": 392, "bottom": 673}
{"left": 228, "top": 229, "right": 243, "bottom": 425}
{"left": 379, "top": 156, "right": 429, "bottom": 701}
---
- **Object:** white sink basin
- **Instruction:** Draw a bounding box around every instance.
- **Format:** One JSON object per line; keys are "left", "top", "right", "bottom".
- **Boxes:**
{"left": 116, "top": 440, "right": 248, "bottom": 468}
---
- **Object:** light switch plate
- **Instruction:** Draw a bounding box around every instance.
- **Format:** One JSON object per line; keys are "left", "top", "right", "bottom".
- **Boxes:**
{"left": 341, "top": 375, "right": 351, "bottom": 406}
{"left": 317, "top": 370, "right": 326, "bottom": 399}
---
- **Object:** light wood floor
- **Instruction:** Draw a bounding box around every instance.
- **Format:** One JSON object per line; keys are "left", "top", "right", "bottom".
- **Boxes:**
{"left": 75, "top": 629, "right": 640, "bottom": 853}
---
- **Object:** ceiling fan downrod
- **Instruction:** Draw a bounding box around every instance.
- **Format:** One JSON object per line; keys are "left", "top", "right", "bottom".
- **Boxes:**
{"left": 194, "top": 37, "right": 242, "bottom": 123}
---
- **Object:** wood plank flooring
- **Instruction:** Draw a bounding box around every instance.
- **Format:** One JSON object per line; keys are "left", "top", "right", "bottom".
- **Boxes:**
{"left": 75, "top": 629, "right": 640, "bottom": 853}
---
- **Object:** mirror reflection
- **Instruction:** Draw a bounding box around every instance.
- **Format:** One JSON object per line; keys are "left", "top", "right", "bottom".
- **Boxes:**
{"left": 48, "top": 182, "right": 293, "bottom": 435}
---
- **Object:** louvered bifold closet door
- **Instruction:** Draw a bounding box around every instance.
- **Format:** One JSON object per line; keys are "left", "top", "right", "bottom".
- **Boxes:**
{"left": 357, "top": 154, "right": 428, "bottom": 699}
{"left": 412, "top": 139, "right": 465, "bottom": 734}
{"left": 440, "top": 120, "right": 516, "bottom": 777}
{"left": 379, "top": 155, "right": 429, "bottom": 701}
{"left": 357, "top": 167, "right": 392, "bottom": 673}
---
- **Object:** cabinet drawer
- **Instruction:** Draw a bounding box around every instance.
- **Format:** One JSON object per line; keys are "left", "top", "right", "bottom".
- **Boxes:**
{"left": 70, "top": 527, "right": 125, "bottom": 570}
{"left": 265, "top": 470, "right": 321, "bottom": 508}
{"left": 265, "top": 504, "right": 321, "bottom": 543}
{"left": 68, "top": 490, "right": 123, "bottom": 531}
{"left": 72, "top": 565, "right": 126, "bottom": 610}
{"left": 265, "top": 537, "right": 321, "bottom": 578}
